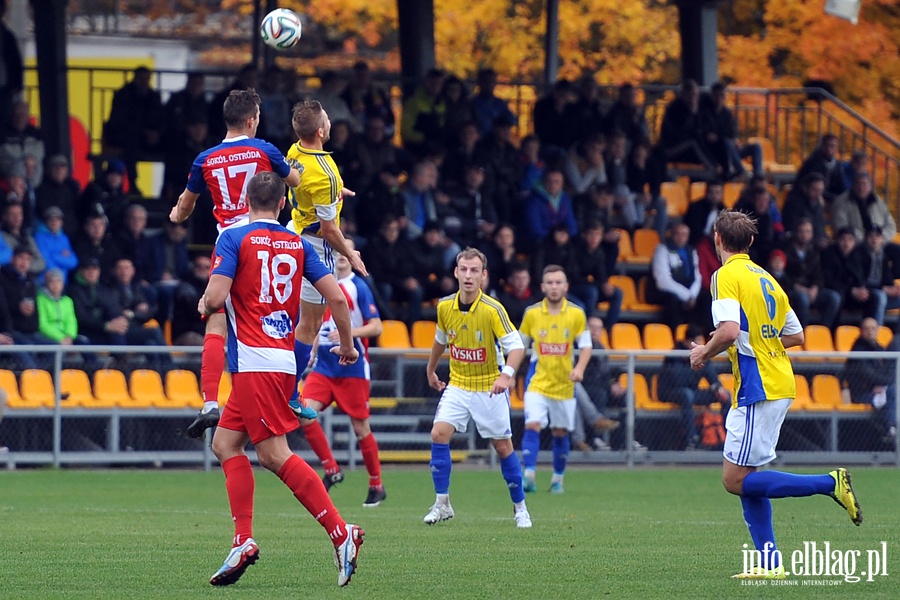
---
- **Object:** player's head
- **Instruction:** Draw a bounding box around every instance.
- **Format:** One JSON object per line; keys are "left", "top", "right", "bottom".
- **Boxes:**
{"left": 246, "top": 171, "right": 286, "bottom": 214}
{"left": 292, "top": 100, "right": 331, "bottom": 144}
{"left": 222, "top": 89, "right": 261, "bottom": 135}
{"left": 713, "top": 209, "right": 757, "bottom": 258}
{"left": 336, "top": 238, "right": 355, "bottom": 277}
{"left": 540, "top": 264, "right": 568, "bottom": 304}
{"left": 454, "top": 247, "right": 488, "bottom": 295}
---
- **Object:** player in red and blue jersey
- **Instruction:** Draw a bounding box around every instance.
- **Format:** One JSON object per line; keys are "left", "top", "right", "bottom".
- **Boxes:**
{"left": 298, "top": 238, "right": 387, "bottom": 507}
{"left": 168, "top": 89, "right": 307, "bottom": 437}
{"left": 198, "top": 171, "right": 364, "bottom": 588}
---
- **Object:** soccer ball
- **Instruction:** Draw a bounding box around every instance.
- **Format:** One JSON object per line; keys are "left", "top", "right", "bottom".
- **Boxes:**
{"left": 260, "top": 8, "right": 302, "bottom": 50}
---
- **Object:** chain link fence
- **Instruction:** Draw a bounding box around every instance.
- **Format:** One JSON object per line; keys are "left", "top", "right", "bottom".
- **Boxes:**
{"left": 0, "top": 347, "right": 897, "bottom": 470}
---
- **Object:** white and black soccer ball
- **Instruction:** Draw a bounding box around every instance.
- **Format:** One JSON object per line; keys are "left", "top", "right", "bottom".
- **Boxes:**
{"left": 260, "top": 8, "right": 302, "bottom": 51}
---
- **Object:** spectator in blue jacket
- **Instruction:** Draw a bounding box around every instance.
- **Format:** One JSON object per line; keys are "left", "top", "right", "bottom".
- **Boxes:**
{"left": 33, "top": 206, "right": 78, "bottom": 283}
{"left": 521, "top": 167, "right": 578, "bottom": 251}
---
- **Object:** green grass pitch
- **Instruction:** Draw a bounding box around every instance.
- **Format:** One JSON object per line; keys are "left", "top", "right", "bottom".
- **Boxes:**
{"left": 2, "top": 466, "right": 899, "bottom": 599}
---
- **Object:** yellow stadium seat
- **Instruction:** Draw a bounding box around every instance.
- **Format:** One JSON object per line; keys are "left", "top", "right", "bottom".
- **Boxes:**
{"left": 748, "top": 137, "right": 797, "bottom": 179}
{"left": 661, "top": 182, "right": 689, "bottom": 217}
{"left": 723, "top": 182, "right": 743, "bottom": 208}
{"left": 614, "top": 228, "right": 634, "bottom": 262}
{"left": 877, "top": 325, "right": 893, "bottom": 348}
{"left": 810, "top": 374, "right": 842, "bottom": 410}
{"left": 0, "top": 369, "right": 25, "bottom": 408}
{"left": 94, "top": 370, "right": 133, "bottom": 408}
{"left": 165, "top": 370, "right": 204, "bottom": 409}
{"left": 218, "top": 372, "right": 233, "bottom": 404}
{"left": 834, "top": 326, "right": 859, "bottom": 353}
{"left": 642, "top": 323, "right": 674, "bottom": 350}
{"left": 129, "top": 369, "right": 169, "bottom": 408}
{"left": 377, "top": 320, "right": 411, "bottom": 348}
{"left": 789, "top": 375, "right": 812, "bottom": 411}
{"left": 803, "top": 325, "right": 834, "bottom": 352}
{"left": 689, "top": 181, "right": 706, "bottom": 201}
{"left": 611, "top": 323, "right": 643, "bottom": 350}
{"left": 606, "top": 275, "right": 637, "bottom": 310}
{"left": 674, "top": 323, "right": 689, "bottom": 342}
{"left": 411, "top": 320, "right": 437, "bottom": 349}
{"left": 630, "top": 229, "right": 660, "bottom": 263}
{"left": 20, "top": 369, "right": 55, "bottom": 408}
{"left": 60, "top": 369, "right": 95, "bottom": 408}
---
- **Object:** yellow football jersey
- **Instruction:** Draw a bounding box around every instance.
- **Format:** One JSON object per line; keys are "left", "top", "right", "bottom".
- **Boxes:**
{"left": 436, "top": 290, "right": 518, "bottom": 392}
{"left": 520, "top": 299, "right": 588, "bottom": 400}
{"left": 711, "top": 253, "right": 799, "bottom": 408}
{"left": 286, "top": 143, "right": 343, "bottom": 235}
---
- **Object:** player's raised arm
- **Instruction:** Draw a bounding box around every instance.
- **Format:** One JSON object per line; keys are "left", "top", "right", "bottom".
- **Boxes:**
{"left": 283, "top": 166, "right": 302, "bottom": 188}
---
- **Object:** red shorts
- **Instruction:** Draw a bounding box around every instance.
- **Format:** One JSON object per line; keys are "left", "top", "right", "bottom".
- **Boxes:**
{"left": 302, "top": 372, "right": 371, "bottom": 420}
{"left": 218, "top": 371, "right": 299, "bottom": 444}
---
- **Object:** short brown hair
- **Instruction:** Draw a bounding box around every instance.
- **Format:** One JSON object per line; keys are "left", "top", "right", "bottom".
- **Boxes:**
{"left": 222, "top": 89, "right": 261, "bottom": 129}
{"left": 246, "top": 171, "right": 285, "bottom": 212}
{"left": 455, "top": 247, "right": 487, "bottom": 270}
{"left": 714, "top": 209, "right": 757, "bottom": 253}
{"left": 542, "top": 264, "right": 567, "bottom": 280}
{"left": 292, "top": 100, "right": 326, "bottom": 141}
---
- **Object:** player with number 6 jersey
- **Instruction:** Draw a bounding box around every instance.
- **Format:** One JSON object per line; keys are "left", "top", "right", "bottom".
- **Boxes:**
{"left": 169, "top": 89, "right": 304, "bottom": 437}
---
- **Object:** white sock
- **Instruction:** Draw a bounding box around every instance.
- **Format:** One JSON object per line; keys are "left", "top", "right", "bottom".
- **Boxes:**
{"left": 436, "top": 493, "right": 450, "bottom": 506}
{"left": 514, "top": 500, "right": 527, "bottom": 512}
{"left": 524, "top": 468, "right": 536, "bottom": 479}
{"left": 551, "top": 473, "right": 564, "bottom": 484}
{"left": 201, "top": 401, "right": 218, "bottom": 414}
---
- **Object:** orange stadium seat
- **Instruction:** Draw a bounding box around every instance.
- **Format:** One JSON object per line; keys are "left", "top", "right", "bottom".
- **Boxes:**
{"left": 0, "top": 369, "right": 25, "bottom": 408}
{"left": 606, "top": 275, "right": 637, "bottom": 310}
{"left": 94, "top": 370, "right": 133, "bottom": 408}
{"left": 611, "top": 323, "right": 643, "bottom": 350}
{"left": 411, "top": 320, "right": 437, "bottom": 349}
{"left": 748, "top": 137, "right": 797, "bottom": 180}
{"left": 129, "top": 370, "right": 169, "bottom": 408}
{"left": 675, "top": 323, "right": 689, "bottom": 342}
{"left": 834, "top": 326, "right": 860, "bottom": 353}
{"left": 614, "top": 229, "right": 634, "bottom": 262}
{"left": 723, "top": 182, "right": 743, "bottom": 208}
{"left": 877, "top": 325, "right": 893, "bottom": 348}
{"left": 642, "top": 323, "right": 674, "bottom": 350}
{"left": 803, "top": 325, "right": 834, "bottom": 352}
{"left": 641, "top": 374, "right": 676, "bottom": 410}
{"left": 810, "top": 374, "right": 842, "bottom": 410}
{"left": 218, "top": 372, "right": 233, "bottom": 404}
{"left": 689, "top": 181, "right": 706, "bottom": 201}
{"left": 661, "top": 182, "right": 689, "bottom": 217}
{"left": 165, "top": 370, "right": 204, "bottom": 409}
{"left": 20, "top": 369, "right": 55, "bottom": 408}
{"left": 635, "top": 277, "right": 663, "bottom": 313}
{"left": 789, "top": 375, "right": 812, "bottom": 411}
{"left": 377, "top": 320, "right": 411, "bottom": 348}
{"left": 630, "top": 229, "right": 660, "bottom": 263}
{"left": 60, "top": 369, "right": 95, "bottom": 408}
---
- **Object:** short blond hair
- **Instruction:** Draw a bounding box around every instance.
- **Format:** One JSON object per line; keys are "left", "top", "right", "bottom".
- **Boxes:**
{"left": 292, "top": 100, "right": 325, "bottom": 141}
{"left": 455, "top": 247, "right": 487, "bottom": 270}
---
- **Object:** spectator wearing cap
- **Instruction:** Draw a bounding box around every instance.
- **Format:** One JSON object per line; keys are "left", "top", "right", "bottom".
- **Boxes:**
{"left": 33, "top": 206, "right": 77, "bottom": 283}
{"left": 473, "top": 112, "right": 522, "bottom": 225}
{"left": 81, "top": 159, "right": 129, "bottom": 229}
{"left": 400, "top": 68, "right": 446, "bottom": 156}
{"left": 115, "top": 204, "right": 155, "bottom": 283}
{"left": 34, "top": 154, "right": 80, "bottom": 238}
{"left": 0, "top": 245, "right": 52, "bottom": 347}
{"left": 0, "top": 201, "right": 44, "bottom": 274}
{"left": 37, "top": 268, "right": 87, "bottom": 346}
{"left": 73, "top": 212, "right": 121, "bottom": 277}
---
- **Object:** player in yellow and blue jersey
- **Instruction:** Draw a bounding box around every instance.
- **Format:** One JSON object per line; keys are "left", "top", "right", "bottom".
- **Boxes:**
{"left": 689, "top": 210, "right": 862, "bottom": 580}
{"left": 284, "top": 100, "right": 367, "bottom": 421}
{"left": 519, "top": 265, "right": 592, "bottom": 494}
{"left": 423, "top": 248, "right": 531, "bottom": 528}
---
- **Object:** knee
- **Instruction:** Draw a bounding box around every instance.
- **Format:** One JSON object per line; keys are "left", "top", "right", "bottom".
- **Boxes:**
{"left": 352, "top": 419, "right": 371, "bottom": 438}
{"left": 492, "top": 438, "right": 513, "bottom": 458}
{"left": 722, "top": 472, "right": 745, "bottom": 496}
{"left": 430, "top": 426, "right": 452, "bottom": 444}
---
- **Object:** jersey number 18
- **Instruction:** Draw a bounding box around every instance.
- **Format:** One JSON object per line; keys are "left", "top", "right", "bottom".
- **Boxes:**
{"left": 257, "top": 251, "right": 297, "bottom": 304}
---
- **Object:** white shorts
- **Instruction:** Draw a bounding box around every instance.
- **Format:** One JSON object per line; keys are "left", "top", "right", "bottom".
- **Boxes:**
{"left": 433, "top": 385, "right": 513, "bottom": 439}
{"left": 523, "top": 391, "right": 576, "bottom": 431}
{"left": 723, "top": 399, "right": 791, "bottom": 467}
{"left": 299, "top": 234, "right": 335, "bottom": 304}
{"left": 215, "top": 215, "right": 250, "bottom": 240}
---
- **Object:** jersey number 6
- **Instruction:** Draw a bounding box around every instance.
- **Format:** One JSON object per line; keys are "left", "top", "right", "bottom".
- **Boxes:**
{"left": 257, "top": 251, "right": 298, "bottom": 304}
{"left": 759, "top": 277, "right": 776, "bottom": 321}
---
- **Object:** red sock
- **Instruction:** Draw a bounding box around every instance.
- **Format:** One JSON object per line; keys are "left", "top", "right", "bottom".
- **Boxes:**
{"left": 358, "top": 433, "right": 382, "bottom": 488}
{"left": 303, "top": 421, "right": 339, "bottom": 474}
{"left": 277, "top": 454, "right": 347, "bottom": 545}
{"left": 201, "top": 333, "right": 226, "bottom": 403}
{"left": 222, "top": 455, "right": 254, "bottom": 546}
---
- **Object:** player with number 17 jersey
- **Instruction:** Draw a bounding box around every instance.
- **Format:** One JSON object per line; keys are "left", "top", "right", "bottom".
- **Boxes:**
{"left": 213, "top": 220, "right": 330, "bottom": 377}
{"left": 187, "top": 137, "right": 293, "bottom": 232}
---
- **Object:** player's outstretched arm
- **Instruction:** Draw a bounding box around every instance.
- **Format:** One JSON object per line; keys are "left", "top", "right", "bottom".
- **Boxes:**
{"left": 283, "top": 167, "right": 302, "bottom": 188}
{"left": 170, "top": 189, "right": 199, "bottom": 223}
{"left": 318, "top": 218, "right": 368, "bottom": 277}
{"left": 313, "top": 273, "right": 358, "bottom": 365}
{"left": 426, "top": 339, "right": 448, "bottom": 392}
{"left": 198, "top": 274, "right": 233, "bottom": 316}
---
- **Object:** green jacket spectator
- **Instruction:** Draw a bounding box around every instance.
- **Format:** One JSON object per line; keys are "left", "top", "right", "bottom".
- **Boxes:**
{"left": 37, "top": 269, "right": 78, "bottom": 343}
